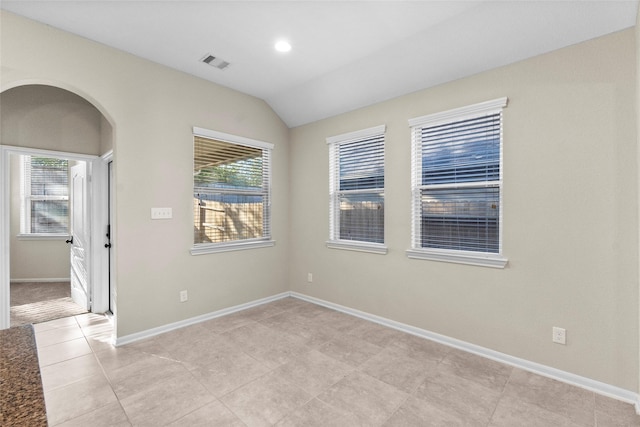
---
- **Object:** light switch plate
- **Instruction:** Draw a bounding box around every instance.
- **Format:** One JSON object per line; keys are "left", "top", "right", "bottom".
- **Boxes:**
{"left": 151, "top": 207, "right": 172, "bottom": 219}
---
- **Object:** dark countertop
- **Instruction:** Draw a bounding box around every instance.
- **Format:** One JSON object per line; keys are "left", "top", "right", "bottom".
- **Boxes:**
{"left": 0, "top": 324, "right": 48, "bottom": 426}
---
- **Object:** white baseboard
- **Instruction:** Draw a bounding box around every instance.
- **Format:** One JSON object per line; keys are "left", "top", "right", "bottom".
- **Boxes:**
{"left": 290, "top": 292, "right": 640, "bottom": 413}
{"left": 10, "top": 278, "right": 70, "bottom": 283}
{"left": 113, "top": 289, "right": 640, "bottom": 413}
{"left": 115, "top": 292, "right": 290, "bottom": 347}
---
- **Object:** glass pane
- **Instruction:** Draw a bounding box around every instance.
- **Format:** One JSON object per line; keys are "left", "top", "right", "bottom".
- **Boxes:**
{"left": 30, "top": 157, "right": 69, "bottom": 196}
{"left": 421, "top": 114, "right": 500, "bottom": 185}
{"left": 420, "top": 187, "right": 499, "bottom": 253}
{"left": 31, "top": 200, "right": 69, "bottom": 234}
{"left": 194, "top": 137, "right": 263, "bottom": 190}
{"left": 194, "top": 136, "right": 270, "bottom": 245}
{"left": 194, "top": 193, "right": 264, "bottom": 244}
{"left": 338, "top": 192, "right": 384, "bottom": 243}
{"left": 339, "top": 137, "right": 384, "bottom": 191}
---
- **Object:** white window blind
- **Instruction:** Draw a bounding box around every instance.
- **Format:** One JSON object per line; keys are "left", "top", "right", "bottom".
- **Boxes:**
{"left": 328, "top": 125, "right": 385, "bottom": 250}
{"left": 20, "top": 155, "right": 69, "bottom": 234}
{"left": 409, "top": 98, "right": 507, "bottom": 266}
{"left": 193, "top": 132, "right": 272, "bottom": 248}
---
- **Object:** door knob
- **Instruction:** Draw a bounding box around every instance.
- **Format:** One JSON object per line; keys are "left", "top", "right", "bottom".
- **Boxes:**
{"left": 65, "top": 236, "right": 73, "bottom": 244}
{"left": 104, "top": 243, "right": 112, "bottom": 248}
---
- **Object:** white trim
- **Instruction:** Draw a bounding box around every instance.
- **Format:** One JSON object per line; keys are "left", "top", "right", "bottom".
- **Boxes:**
{"left": 327, "top": 125, "right": 386, "bottom": 246}
{"left": 326, "top": 240, "right": 388, "bottom": 255}
{"left": 9, "top": 278, "right": 71, "bottom": 283}
{"left": 193, "top": 126, "right": 274, "bottom": 150}
{"left": 90, "top": 156, "right": 109, "bottom": 313}
{"left": 408, "top": 97, "right": 508, "bottom": 128}
{"left": 115, "top": 292, "right": 289, "bottom": 346}
{"left": 289, "top": 292, "right": 640, "bottom": 409}
{"left": 326, "top": 124, "right": 386, "bottom": 145}
{"left": 1, "top": 145, "right": 99, "bottom": 162}
{"left": 409, "top": 98, "right": 507, "bottom": 265}
{"left": 190, "top": 239, "right": 275, "bottom": 255}
{"left": 101, "top": 150, "right": 113, "bottom": 162}
{"left": 0, "top": 147, "right": 10, "bottom": 328}
{"left": 92, "top": 150, "right": 116, "bottom": 314}
{"left": 19, "top": 154, "right": 71, "bottom": 235}
{"left": 192, "top": 128, "right": 273, "bottom": 250}
{"left": 406, "top": 248, "right": 508, "bottom": 269}
{"left": 16, "top": 234, "right": 71, "bottom": 241}
{"left": 0, "top": 145, "right": 109, "bottom": 329}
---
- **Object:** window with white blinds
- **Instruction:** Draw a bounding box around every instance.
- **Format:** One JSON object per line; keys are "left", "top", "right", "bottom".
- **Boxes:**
{"left": 192, "top": 127, "right": 274, "bottom": 254}
{"left": 20, "top": 155, "right": 70, "bottom": 235}
{"left": 407, "top": 98, "right": 508, "bottom": 268}
{"left": 327, "top": 125, "right": 386, "bottom": 254}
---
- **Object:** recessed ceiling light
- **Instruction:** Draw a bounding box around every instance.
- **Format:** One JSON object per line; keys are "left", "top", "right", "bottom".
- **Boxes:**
{"left": 275, "top": 40, "right": 291, "bottom": 53}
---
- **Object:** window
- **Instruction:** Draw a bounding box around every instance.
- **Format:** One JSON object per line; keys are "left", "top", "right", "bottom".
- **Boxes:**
{"left": 191, "top": 127, "right": 274, "bottom": 255}
{"left": 327, "top": 125, "right": 386, "bottom": 254}
{"left": 20, "top": 155, "right": 69, "bottom": 235}
{"left": 407, "top": 98, "right": 508, "bottom": 268}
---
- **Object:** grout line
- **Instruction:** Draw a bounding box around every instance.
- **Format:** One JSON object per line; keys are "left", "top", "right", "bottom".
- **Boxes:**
{"left": 34, "top": 303, "right": 640, "bottom": 426}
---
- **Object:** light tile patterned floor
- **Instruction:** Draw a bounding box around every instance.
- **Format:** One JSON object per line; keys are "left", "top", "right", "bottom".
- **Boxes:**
{"left": 34, "top": 297, "right": 640, "bottom": 426}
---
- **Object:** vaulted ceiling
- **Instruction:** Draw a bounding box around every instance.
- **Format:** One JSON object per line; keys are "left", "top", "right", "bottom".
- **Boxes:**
{"left": 2, "top": 1, "right": 637, "bottom": 128}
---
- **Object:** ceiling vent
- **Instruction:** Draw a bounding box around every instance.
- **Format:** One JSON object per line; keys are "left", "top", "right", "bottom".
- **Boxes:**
{"left": 200, "top": 54, "right": 230, "bottom": 70}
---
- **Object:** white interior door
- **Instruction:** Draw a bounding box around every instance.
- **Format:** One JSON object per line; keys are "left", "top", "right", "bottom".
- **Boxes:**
{"left": 69, "top": 162, "right": 90, "bottom": 310}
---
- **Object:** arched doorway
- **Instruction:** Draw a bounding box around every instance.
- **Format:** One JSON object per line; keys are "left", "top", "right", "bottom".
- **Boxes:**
{"left": 0, "top": 84, "right": 114, "bottom": 329}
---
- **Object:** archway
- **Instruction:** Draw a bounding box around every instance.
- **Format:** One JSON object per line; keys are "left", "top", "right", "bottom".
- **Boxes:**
{"left": 0, "top": 83, "right": 114, "bottom": 329}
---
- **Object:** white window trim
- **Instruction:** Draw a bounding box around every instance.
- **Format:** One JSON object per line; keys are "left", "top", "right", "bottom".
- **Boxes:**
{"left": 326, "top": 240, "right": 388, "bottom": 255}
{"left": 408, "top": 97, "right": 508, "bottom": 128}
{"left": 406, "top": 248, "right": 508, "bottom": 268}
{"left": 326, "top": 124, "right": 387, "bottom": 254}
{"left": 17, "top": 233, "right": 70, "bottom": 240}
{"left": 191, "top": 127, "right": 275, "bottom": 256}
{"left": 190, "top": 238, "right": 275, "bottom": 255}
{"left": 325, "top": 124, "right": 386, "bottom": 145}
{"left": 407, "top": 97, "right": 508, "bottom": 269}
{"left": 193, "top": 127, "right": 274, "bottom": 151}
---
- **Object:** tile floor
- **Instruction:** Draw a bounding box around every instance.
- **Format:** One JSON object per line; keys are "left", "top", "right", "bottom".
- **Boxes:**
{"left": 34, "top": 297, "right": 640, "bottom": 426}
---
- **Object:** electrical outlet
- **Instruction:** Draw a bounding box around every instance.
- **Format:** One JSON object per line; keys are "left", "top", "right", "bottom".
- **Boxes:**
{"left": 179, "top": 290, "right": 188, "bottom": 303}
{"left": 552, "top": 327, "right": 566, "bottom": 345}
{"left": 151, "top": 207, "right": 172, "bottom": 220}
{"left": 307, "top": 273, "right": 313, "bottom": 283}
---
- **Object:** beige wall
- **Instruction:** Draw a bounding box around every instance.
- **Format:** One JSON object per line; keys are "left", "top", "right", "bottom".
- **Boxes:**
{"left": 1, "top": 10, "right": 638, "bottom": 394}
{"left": 2, "top": 85, "right": 107, "bottom": 280}
{"left": 1, "top": 11, "right": 290, "bottom": 336}
{"left": 0, "top": 84, "right": 108, "bottom": 155}
{"left": 289, "top": 29, "right": 638, "bottom": 391}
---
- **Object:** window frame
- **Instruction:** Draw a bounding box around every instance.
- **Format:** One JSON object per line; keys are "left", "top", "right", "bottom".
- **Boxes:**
{"left": 326, "top": 124, "right": 387, "bottom": 255}
{"left": 190, "top": 127, "right": 275, "bottom": 255}
{"left": 406, "top": 98, "right": 508, "bottom": 268}
{"left": 19, "top": 154, "right": 70, "bottom": 238}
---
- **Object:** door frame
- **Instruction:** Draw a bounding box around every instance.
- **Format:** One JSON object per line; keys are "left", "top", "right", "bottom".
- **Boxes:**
{"left": 102, "top": 150, "right": 114, "bottom": 315}
{"left": 0, "top": 144, "right": 111, "bottom": 329}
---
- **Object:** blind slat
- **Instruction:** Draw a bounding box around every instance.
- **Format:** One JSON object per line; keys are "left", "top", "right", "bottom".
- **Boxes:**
{"left": 22, "top": 156, "right": 69, "bottom": 234}
{"left": 193, "top": 134, "right": 271, "bottom": 245}
{"left": 329, "top": 128, "right": 385, "bottom": 244}
{"left": 411, "top": 108, "right": 503, "bottom": 254}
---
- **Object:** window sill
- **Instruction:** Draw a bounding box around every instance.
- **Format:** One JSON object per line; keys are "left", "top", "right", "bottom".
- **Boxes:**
{"left": 190, "top": 239, "right": 275, "bottom": 255}
{"left": 326, "top": 240, "right": 388, "bottom": 255}
{"left": 406, "top": 248, "right": 507, "bottom": 268}
{"left": 17, "top": 233, "right": 70, "bottom": 241}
